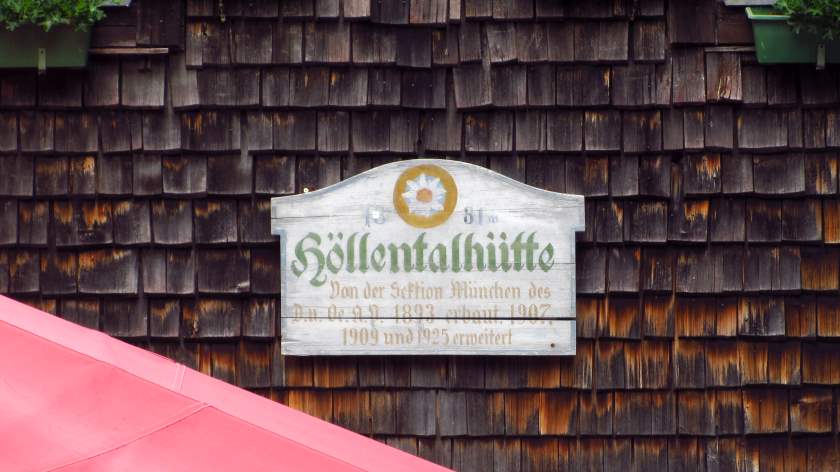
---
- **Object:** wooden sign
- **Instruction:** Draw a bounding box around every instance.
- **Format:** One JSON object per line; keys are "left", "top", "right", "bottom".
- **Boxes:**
{"left": 271, "top": 160, "right": 584, "bottom": 355}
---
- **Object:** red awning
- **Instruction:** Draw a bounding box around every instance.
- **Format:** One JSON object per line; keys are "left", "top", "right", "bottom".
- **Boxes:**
{"left": 0, "top": 295, "right": 450, "bottom": 471}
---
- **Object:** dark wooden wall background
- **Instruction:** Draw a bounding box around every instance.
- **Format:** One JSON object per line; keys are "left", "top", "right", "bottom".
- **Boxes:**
{"left": 2, "top": 0, "right": 840, "bottom": 469}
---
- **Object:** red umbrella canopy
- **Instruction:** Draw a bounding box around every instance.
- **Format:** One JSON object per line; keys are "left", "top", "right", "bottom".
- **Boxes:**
{"left": 0, "top": 295, "right": 451, "bottom": 471}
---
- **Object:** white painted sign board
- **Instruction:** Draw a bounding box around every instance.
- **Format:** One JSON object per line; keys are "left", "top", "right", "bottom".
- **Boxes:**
{"left": 271, "top": 159, "right": 585, "bottom": 355}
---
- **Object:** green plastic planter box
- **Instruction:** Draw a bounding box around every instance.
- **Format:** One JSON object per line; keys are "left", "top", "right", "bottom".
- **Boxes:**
{"left": 746, "top": 7, "right": 840, "bottom": 64}
{"left": 0, "top": 24, "right": 92, "bottom": 69}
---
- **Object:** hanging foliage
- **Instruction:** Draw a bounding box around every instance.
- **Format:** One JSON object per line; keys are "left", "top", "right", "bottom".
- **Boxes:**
{"left": 0, "top": 0, "right": 126, "bottom": 32}
{"left": 776, "top": 0, "right": 840, "bottom": 40}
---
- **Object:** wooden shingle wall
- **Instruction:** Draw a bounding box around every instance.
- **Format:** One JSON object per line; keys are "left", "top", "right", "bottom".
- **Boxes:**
{"left": 3, "top": 0, "right": 840, "bottom": 469}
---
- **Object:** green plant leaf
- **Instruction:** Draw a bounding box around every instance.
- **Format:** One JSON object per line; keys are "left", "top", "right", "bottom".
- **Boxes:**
{"left": 0, "top": 0, "right": 111, "bottom": 32}
{"left": 776, "top": 0, "right": 840, "bottom": 40}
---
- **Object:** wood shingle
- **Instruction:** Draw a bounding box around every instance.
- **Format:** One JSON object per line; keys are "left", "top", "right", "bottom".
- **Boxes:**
{"left": 305, "top": 21, "right": 350, "bottom": 63}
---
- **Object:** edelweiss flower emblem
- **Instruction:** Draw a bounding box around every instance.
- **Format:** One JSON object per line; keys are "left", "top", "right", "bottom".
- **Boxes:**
{"left": 402, "top": 173, "right": 446, "bottom": 217}
{"left": 393, "top": 164, "right": 457, "bottom": 228}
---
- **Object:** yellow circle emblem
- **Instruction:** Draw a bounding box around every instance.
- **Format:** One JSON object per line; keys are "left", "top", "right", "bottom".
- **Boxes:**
{"left": 393, "top": 164, "right": 458, "bottom": 228}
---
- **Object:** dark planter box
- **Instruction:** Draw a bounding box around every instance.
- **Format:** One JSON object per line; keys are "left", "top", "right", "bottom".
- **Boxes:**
{"left": 747, "top": 7, "right": 840, "bottom": 64}
{"left": 0, "top": 24, "right": 92, "bottom": 69}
